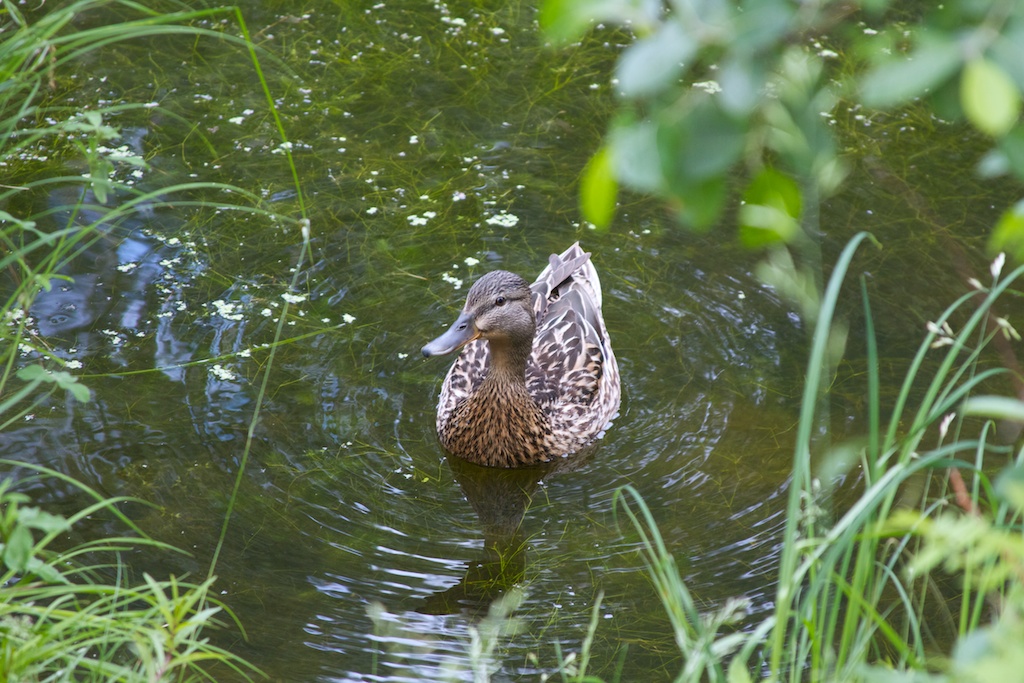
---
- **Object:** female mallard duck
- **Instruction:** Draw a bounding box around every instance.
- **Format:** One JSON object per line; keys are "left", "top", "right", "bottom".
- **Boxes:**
{"left": 422, "top": 242, "right": 620, "bottom": 468}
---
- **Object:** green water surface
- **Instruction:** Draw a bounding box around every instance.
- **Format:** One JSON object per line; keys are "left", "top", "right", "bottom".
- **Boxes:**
{"left": 2, "top": 1, "right": 1018, "bottom": 681}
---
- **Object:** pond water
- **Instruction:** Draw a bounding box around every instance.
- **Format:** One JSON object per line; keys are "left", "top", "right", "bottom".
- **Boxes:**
{"left": 3, "top": 2, "right": 1019, "bottom": 681}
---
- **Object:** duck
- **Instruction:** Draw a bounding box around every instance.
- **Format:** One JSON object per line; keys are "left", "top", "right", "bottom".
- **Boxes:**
{"left": 422, "top": 242, "right": 620, "bottom": 468}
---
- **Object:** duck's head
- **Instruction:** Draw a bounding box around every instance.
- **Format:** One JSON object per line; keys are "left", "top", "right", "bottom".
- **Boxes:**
{"left": 422, "top": 270, "right": 534, "bottom": 357}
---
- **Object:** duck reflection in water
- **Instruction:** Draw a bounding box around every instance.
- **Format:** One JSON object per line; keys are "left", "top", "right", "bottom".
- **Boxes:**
{"left": 415, "top": 453, "right": 593, "bottom": 616}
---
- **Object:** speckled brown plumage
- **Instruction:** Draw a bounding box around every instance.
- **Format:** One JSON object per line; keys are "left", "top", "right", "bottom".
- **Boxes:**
{"left": 422, "top": 243, "right": 620, "bottom": 468}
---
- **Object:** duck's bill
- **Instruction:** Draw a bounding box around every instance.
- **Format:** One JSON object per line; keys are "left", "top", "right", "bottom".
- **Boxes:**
{"left": 422, "top": 311, "right": 478, "bottom": 357}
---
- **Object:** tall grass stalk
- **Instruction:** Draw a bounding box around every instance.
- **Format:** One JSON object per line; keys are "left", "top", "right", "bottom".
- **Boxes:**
{"left": 205, "top": 6, "right": 311, "bottom": 578}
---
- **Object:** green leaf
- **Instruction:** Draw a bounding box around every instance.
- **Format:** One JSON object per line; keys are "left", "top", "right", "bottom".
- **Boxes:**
{"left": 962, "top": 58, "right": 1022, "bottom": 137}
{"left": 615, "top": 20, "right": 696, "bottom": 98}
{"left": 718, "top": 55, "right": 767, "bottom": 117}
{"left": 15, "top": 365, "right": 91, "bottom": 402}
{"left": 579, "top": 146, "right": 618, "bottom": 229}
{"left": 961, "top": 395, "right": 1024, "bottom": 421}
{"left": 25, "top": 556, "right": 70, "bottom": 584}
{"left": 731, "top": 0, "right": 793, "bottom": 54}
{"left": 998, "top": 126, "right": 1024, "bottom": 182}
{"left": 609, "top": 119, "right": 664, "bottom": 193}
{"left": 988, "top": 200, "right": 1024, "bottom": 260}
{"left": 19, "top": 506, "right": 70, "bottom": 533}
{"left": 862, "top": 41, "right": 962, "bottom": 108}
{"left": 659, "top": 98, "right": 745, "bottom": 182}
{"left": 539, "top": 0, "right": 640, "bottom": 44}
{"left": 1002, "top": 125, "right": 1024, "bottom": 163}
{"left": 991, "top": 28, "right": 1024, "bottom": 93}
{"left": 0, "top": 210, "right": 36, "bottom": 231}
{"left": 739, "top": 167, "right": 803, "bottom": 248}
{"left": 16, "top": 365, "right": 47, "bottom": 382}
{"left": 727, "top": 656, "right": 754, "bottom": 683}
{"left": 48, "top": 370, "right": 91, "bottom": 403}
{"left": 3, "top": 524, "right": 34, "bottom": 574}
{"left": 995, "top": 466, "right": 1024, "bottom": 513}
{"left": 88, "top": 156, "right": 114, "bottom": 204}
{"left": 674, "top": 176, "right": 727, "bottom": 231}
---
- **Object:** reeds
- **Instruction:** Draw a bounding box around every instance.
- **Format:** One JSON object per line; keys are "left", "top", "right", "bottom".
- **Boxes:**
{"left": 610, "top": 237, "right": 1024, "bottom": 682}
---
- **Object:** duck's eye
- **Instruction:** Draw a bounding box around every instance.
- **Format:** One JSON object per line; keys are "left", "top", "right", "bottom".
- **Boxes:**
{"left": 495, "top": 296, "right": 507, "bottom": 306}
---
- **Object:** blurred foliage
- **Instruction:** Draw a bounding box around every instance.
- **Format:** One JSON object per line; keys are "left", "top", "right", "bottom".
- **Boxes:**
{"left": 542, "top": 0, "right": 1024, "bottom": 258}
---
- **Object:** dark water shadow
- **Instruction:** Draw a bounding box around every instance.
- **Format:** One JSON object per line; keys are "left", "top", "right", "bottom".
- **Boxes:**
{"left": 415, "top": 449, "right": 594, "bottom": 616}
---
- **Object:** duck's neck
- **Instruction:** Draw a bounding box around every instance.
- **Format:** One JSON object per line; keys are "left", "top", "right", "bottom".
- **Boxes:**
{"left": 483, "top": 337, "right": 531, "bottom": 389}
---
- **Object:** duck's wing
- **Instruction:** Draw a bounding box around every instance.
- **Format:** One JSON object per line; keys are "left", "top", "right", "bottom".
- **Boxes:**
{"left": 526, "top": 243, "right": 614, "bottom": 412}
{"left": 529, "top": 242, "right": 596, "bottom": 323}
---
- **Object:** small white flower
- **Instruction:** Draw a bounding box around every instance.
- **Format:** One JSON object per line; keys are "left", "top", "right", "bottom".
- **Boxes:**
{"left": 441, "top": 272, "right": 463, "bottom": 289}
{"left": 260, "top": 308, "right": 273, "bottom": 317}
{"left": 991, "top": 253, "right": 1006, "bottom": 279}
{"left": 693, "top": 80, "right": 722, "bottom": 94}
{"left": 926, "top": 320, "right": 955, "bottom": 348}
{"left": 409, "top": 135, "right": 419, "bottom": 144}
{"left": 996, "top": 317, "right": 1021, "bottom": 341}
{"left": 485, "top": 212, "right": 519, "bottom": 227}
{"left": 464, "top": 256, "right": 480, "bottom": 266}
{"left": 397, "top": 352, "right": 408, "bottom": 359}
{"left": 271, "top": 141, "right": 294, "bottom": 155}
{"left": 228, "top": 116, "right": 245, "bottom": 125}
{"left": 209, "top": 364, "right": 237, "bottom": 381}
{"left": 65, "top": 359, "right": 83, "bottom": 369}
{"left": 938, "top": 412, "right": 955, "bottom": 440}
{"left": 211, "top": 299, "right": 244, "bottom": 321}
{"left": 366, "top": 206, "right": 378, "bottom": 215}
{"left": 341, "top": 313, "right": 356, "bottom": 324}
{"left": 117, "top": 262, "right": 139, "bottom": 273}
{"left": 452, "top": 191, "right": 466, "bottom": 201}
